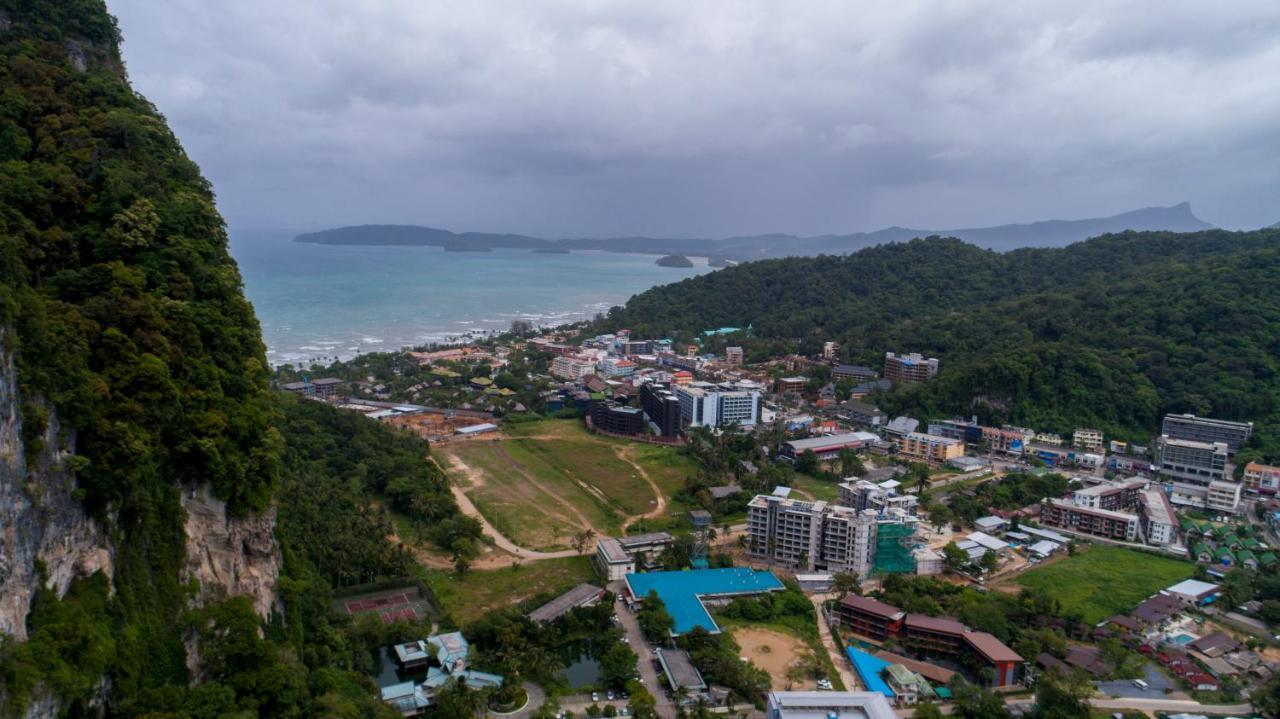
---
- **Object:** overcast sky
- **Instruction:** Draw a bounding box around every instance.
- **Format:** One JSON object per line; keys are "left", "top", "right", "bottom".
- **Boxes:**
{"left": 109, "top": 1, "right": 1280, "bottom": 237}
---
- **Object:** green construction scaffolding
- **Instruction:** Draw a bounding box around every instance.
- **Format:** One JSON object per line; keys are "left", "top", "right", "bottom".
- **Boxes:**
{"left": 872, "top": 523, "right": 917, "bottom": 576}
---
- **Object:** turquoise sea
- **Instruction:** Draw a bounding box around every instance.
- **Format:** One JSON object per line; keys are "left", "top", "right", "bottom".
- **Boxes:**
{"left": 229, "top": 230, "right": 714, "bottom": 367}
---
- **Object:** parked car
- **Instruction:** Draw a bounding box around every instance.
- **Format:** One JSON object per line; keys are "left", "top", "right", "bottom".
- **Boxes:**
{"left": 591, "top": 692, "right": 600, "bottom": 702}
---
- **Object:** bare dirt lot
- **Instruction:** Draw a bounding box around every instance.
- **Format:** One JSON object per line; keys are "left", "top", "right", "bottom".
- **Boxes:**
{"left": 732, "top": 626, "right": 816, "bottom": 691}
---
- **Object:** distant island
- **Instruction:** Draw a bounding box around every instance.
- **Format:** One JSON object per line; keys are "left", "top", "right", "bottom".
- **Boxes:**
{"left": 533, "top": 248, "right": 571, "bottom": 254}
{"left": 444, "top": 239, "right": 491, "bottom": 252}
{"left": 656, "top": 254, "right": 694, "bottom": 268}
{"left": 292, "top": 202, "right": 1217, "bottom": 260}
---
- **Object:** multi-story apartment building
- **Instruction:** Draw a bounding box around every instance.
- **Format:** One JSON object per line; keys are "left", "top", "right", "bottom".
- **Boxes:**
{"left": 839, "top": 479, "right": 919, "bottom": 516}
{"left": 832, "top": 601, "right": 1022, "bottom": 688}
{"left": 1073, "top": 428, "right": 1104, "bottom": 451}
{"left": 776, "top": 376, "right": 807, "bottom": 394}
{"left": 676, "top": 384, "right": 762, "bottom": 429}
{"left": 747, "top": 488, "right": 915, "bottom": 577}
{"left": 1155, "top": 435, "right": 1239, "bottom": 512}
{"left": 833, "top": 364, "right": 877, "bottom": 382}
{"left": 1138, "top": 488, "right": 1178, "bottom": 546}
{"left": 927, "top": 417, "right": 982, "bottom": 444}
{"left": 1071, "top": 480, "right": 1143, "bottom": 512}
{"left": 1244, "top": 462, "right": 1280, "bottom": 494}
{"left": 1040, "top": 498, "right": 1140, "bottom": 541}
{"left": 980, "top": 426, "right": 1027, "bottom": 456}
{"left": 839, "top": 400, "right": 887, "bottom": 429}
{"left": 822, "top": 341, "right": 840, "bottom": 360}
{"left": 897, "top": 432, "right": 964, "bottom": 466}
{"left": 598, "top": 357, "right": 636, "bottom": 378}
{"left": 1161, "top": 414, "right": 1253, "bottom": 454}
{"left": 551, "top": 355, "right": 597, "bottom": 380}
{"left": 639, "top": 382, "right": 682, "bottom": 437}
{"left": 589, "top": 402, "right": 645, "bottom": 435}
{"left": 883, "top": 352, "right": 939, "bottom": 384}
{"left": 724, "top": 346, "right": 744, "bottom": 367}
{"left": 746, "top": 491, "right": 826, "bottom": 568}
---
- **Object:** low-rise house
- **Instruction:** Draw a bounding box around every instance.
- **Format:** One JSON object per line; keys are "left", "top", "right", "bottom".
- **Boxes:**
{"left": 527, "top": 584, "right": 606, "bottom": 624}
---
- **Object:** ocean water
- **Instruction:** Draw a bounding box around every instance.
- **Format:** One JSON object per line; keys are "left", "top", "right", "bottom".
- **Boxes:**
{"left": 229, "top": 230, "right": 713, "bottom": 367}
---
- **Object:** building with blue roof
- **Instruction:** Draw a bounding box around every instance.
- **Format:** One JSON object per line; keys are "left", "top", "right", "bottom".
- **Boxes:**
{"left": 625, "top": 568, "right": 784, "bottom": 635}
{"left": 844, "top": 646, "right": 896, "bottom": 700}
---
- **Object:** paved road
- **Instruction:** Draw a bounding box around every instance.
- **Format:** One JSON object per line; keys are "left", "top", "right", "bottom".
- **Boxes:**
{"left": 609, "top": 585, "right": 678, "bottom": 718}
{"left": 1088, "top": 697, "right": 1253, "bottom": 714}
{"left": 489, "top": 682, "right": 546, "bottom": 719}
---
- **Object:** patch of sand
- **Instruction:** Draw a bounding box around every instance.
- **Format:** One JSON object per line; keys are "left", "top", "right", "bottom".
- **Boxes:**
{"left": 732, "top": 627, "right": 816, "bottom": 691}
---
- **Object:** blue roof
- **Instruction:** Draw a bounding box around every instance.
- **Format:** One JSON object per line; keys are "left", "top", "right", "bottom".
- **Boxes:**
{"left": 845, "top": 647, "right": 896, "bottom": 699}
{"left": 625, "top": 568, "right": 784, "bottom": 635}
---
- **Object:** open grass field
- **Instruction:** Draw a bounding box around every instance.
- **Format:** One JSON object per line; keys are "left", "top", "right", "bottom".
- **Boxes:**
{"left": 441, "top": 419, "right": 698, "bottom": 550}
{"left": 1015, "top": 545, "right": 1194, "bottom": 624}
{"left": 421, "top": 556, "right": 595, "bottom": 625}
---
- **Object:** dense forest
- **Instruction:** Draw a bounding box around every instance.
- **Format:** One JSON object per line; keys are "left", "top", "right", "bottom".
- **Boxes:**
{"left": 603, "top": 230, "right": 1280, "bottom": 461}
{"left": 0, "top": 3, "right": 468, "bottom": 716}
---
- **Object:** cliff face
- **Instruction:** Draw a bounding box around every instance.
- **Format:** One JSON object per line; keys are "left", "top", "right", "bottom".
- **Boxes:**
{"left": 0, "top": 330, "right": 113, "bottom": 641}
{"left": 181, "top": 484, "right": 281, "bottom": 620}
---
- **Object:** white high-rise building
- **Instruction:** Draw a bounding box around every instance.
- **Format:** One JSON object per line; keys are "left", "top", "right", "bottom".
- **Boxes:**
{"left": 676, "top": 384, "right": 761, "bottom": 429}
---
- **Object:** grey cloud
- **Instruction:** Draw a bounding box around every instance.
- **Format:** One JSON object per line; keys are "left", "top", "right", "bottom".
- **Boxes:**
{"left": 109, "top": 0, "right": 1280, "bottom": 236}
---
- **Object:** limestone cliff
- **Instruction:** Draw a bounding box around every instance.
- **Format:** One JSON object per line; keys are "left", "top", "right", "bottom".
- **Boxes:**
{"left": 181, "top": 484, "right": 281, "bottom": 620}
{"left": 0, "top": 331, "right": 113, "bottom": 641}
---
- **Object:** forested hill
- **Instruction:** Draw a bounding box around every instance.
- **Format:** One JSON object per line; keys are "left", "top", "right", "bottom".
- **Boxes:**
{"left": 295, "top": 202, "right": 1214, "bottom": 258}
{"left": 605, "top": 229, "right": 1280, "bottom": 460}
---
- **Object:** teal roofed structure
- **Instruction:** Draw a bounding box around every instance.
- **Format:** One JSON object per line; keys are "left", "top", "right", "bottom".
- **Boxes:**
{"left": 625, "top": 568, "right": 783, "bottom": 635}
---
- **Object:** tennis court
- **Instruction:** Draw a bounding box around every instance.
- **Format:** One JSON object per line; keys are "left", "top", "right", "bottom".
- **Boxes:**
{"left": 624, "top": 568, "right": 784, "bottom": 634}
{"left": 336, "top": 584, "right": 437, "bottom": 625}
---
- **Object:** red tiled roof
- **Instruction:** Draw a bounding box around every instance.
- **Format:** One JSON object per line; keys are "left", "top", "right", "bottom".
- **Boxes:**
{"left": 840, "top": 595, "right": 905, "bottom": 620}
{"left": 964, "top": 632, "right": 1023, "bottom": 664}
{"left": 905, "top": 613, "right": 968, "bottom": 636}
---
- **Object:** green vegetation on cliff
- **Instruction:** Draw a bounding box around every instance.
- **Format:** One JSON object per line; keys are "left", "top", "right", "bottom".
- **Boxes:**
{"left": 0, "top": 3, "right": 465, "bottom": 716}
{"left": 604, "top": 230, "right": 1280, "bottom": 460}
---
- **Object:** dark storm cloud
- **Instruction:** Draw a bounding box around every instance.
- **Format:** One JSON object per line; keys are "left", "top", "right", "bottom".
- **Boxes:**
{"left": 108, "top": 1, "right": 1280, "bottom": 236}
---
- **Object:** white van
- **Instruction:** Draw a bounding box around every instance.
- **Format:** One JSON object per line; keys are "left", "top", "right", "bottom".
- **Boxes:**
{"left": 1132, "top": 679, "right": 1148, "bottom": 690}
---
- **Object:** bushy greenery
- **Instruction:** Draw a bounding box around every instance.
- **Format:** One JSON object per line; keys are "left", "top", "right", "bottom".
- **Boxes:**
{"left": 603, "top": 231, "right": 1280, "bottom": 460}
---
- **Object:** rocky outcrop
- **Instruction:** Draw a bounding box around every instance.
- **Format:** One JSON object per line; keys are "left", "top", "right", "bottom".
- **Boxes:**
{"left": 181, "top": 484, "right": 281, "bottom": 620}
{"left": 0, "top": 330, "right": 113, "bottom": 641}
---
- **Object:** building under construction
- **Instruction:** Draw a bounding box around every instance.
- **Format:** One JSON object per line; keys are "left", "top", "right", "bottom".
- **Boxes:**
{"left": 745, "top": 485, "right": 918, "bottom": 578}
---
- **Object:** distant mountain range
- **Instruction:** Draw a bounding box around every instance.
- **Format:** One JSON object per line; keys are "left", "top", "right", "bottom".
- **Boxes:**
{"left": 295, "top": 202, "right": 1216, "bottom": 259}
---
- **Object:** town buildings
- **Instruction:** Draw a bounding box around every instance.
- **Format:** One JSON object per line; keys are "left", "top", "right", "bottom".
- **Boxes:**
{"left": 1244, "top": 462, "right": 1280, "bottom": 494}
{"left": 724, "top": 346, "right": 744, "bottom": 366}
{"left": 746, "top": 485, "right": 917, "bottom": 577}
{"left": 833, "top": 364, "right": 877, "bottom": 382}
{"left": 927, "top": 417, "right": 981, "bottom": 444}
{"left": 781, "top": 432, "right": 878, "bottom": 462}
{"left": 766, "top": 691, "right": 896, "bottom": 719}
{"left": 281, "top": 376, "right": 344, "bottom": 400}
{"left": 1073, "top": 428, "right": 1104, "bottom": 451}
{"left": 598, "top": 357, "right": 636, "bottom": 378}
{"left": 1161, "top": 414, "right": 1254, "bottom": 453}
{"left": 551, "top": 354, "right": 597, "bottom": 380}
{"left": 589, "top": 401, "right": 645, "bottom": 435}
{"left": 822, "top": 341, "right": 840, "bottom": 360}
{"left": 883, "top": 352, "right": 939, "bottom": 384}
{"left": 676, "top": 383, "right": 762, "bottom": 429}
{"left": 1154, "top": 435, "right": 1240, "bottom": 513}
{"left": 832, "top": 597, "right": 1023, "bottom": 688}
{"left": 639, "top": 382, "right": 682, "bottom": 437}
{"left": 527, "top": 584, "right": 606, "bottom": 624}
{"left": 593, "top": 532, "right": 675, "bottom": 581}
{"left": 776, "top": 376, "right": 807, "bottom": 394}
{"left": 896, "top": 432, "right": 964, "bottom": 466}
{"left": 839, "top": 400, "right": 887, "bottom": 429}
